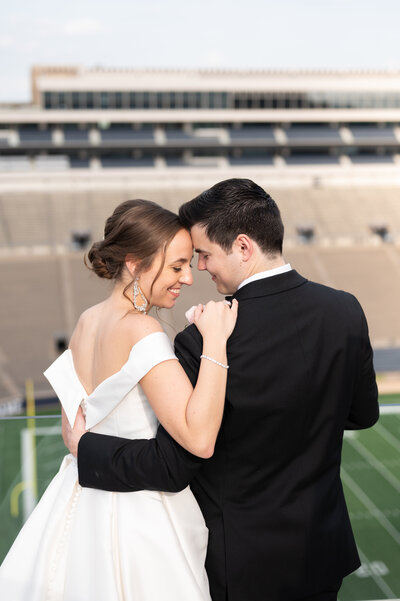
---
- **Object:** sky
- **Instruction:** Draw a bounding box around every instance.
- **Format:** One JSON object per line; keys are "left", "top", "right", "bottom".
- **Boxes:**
{"left": 1, "top": 0, "right": 400, "bottom": 102}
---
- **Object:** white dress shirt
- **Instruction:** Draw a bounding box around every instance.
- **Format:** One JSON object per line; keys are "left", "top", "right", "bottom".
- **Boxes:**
{"left": 237, "top": 264, "right": 292, "bottom": 291}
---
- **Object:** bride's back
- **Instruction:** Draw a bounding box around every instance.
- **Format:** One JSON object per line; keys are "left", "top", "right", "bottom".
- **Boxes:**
{"left": 68, "top": 301, "right": 150, "bottom": 395}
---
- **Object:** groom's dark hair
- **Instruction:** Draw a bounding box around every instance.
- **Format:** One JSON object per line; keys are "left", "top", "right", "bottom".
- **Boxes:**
{"left": 179, "top": 178, "right": 284, "bottom": 256}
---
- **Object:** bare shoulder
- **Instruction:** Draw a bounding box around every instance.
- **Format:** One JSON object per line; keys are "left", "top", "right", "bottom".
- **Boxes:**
{"left": 69, "top": 302, "right": 104, "bottom": 350}
{"left": 122, "top": 313, "right": 164, "bottom": 347}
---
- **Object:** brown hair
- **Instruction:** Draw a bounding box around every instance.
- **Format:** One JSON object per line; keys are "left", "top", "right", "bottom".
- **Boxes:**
{"left": 179, "top": 178, "right": 284, "bottom": 257}
{"left": 86, "top": 199, "right": 182, "bottom": 304}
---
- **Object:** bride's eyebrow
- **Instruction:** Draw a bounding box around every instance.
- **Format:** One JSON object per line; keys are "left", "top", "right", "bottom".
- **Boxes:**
{"left": 169, "top": 257, "right": 191, "bottom": 265}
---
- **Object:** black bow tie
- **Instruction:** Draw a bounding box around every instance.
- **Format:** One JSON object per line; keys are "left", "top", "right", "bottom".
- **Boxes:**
{"left": 225, "top": 295, "right": 234, "bottom": 304}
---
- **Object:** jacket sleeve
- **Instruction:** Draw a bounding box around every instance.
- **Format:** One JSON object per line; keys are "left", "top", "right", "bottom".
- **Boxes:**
{"left": 345, "top": 298, "right": 379, "bottom": 430}
{"left": 77, "top": 326, "right": 206, "bottom": 492}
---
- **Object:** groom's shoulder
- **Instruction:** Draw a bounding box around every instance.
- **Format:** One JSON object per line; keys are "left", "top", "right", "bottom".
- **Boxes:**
{"left": 306, "top": 278, "right": 357, "bottom": 300}
{"left": 304, "top": 278, "right": 364, "bottom": 315}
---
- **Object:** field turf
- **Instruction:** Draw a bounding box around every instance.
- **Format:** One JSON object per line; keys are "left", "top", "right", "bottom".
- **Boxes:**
{"left": 0, "top": 398, "right": 399, "bottom": 600}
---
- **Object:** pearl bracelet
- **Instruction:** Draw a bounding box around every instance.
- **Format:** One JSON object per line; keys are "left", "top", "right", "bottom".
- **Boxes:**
{"left": 200, "top": 355, "right": 229, "bottom": 369}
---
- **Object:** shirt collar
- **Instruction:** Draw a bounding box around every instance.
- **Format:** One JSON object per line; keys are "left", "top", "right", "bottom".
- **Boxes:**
{"left": 237, "top": 264, "right": 292, "bottom": 291}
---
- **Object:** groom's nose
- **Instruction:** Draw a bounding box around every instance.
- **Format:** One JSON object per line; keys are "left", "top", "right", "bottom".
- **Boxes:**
{"left": 197, "top": 255, "right": 206, "bottom": 271}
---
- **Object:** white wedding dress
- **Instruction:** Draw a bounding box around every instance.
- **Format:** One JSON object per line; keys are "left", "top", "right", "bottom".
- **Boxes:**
{"left": 0, "top": 332, "right": 211, "bottom": 601}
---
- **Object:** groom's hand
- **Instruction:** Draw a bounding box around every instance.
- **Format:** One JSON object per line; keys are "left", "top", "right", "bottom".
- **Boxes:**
{"left": 62, "top": 407, "right": 86, "bottom": 458}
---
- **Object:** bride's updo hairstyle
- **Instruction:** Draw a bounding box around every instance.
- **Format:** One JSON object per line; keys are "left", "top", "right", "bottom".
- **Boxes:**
{"left": 87, "top": 199, "right": 182, "bottom": 301}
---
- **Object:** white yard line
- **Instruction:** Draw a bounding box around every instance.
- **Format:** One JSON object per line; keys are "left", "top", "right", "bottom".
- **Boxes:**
{"left": 379, "top": 405, "right": 400, "bottom": 415}
{"left": 340, "top": 468, "right": 400, "bottom": 546}
{"left": 356, "top": 546, "right": 397, "bottom": 599}
{"left": 374, "top": 423, "right": 400, "bottom": 453}
{"left": 346, "top": 437, "right": 400, "bottom": 494}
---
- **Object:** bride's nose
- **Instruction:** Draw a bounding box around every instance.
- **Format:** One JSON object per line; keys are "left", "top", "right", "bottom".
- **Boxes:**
{"left": 179, "top": 266, "right": 193, "bottom": 286}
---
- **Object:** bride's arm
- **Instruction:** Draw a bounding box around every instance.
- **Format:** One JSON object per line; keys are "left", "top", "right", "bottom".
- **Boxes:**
{"left": 69, "top": 324, "right": 209, "bottom": 493}
{"left": 139, "top": 300, "right": 238, "bottom": 458}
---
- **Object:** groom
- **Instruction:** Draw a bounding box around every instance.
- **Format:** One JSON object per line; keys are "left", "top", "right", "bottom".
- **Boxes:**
{"left": 66, "top": 179, "right": 378, "bottom": 601}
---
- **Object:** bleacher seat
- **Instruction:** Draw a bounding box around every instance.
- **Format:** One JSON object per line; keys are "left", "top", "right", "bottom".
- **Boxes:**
{"left": 285, "top": 154, "right": 340, "bottom": 165}
{"left": 349, "top": 125, "right": 397, "bottom": 144}
{"left": 228, "top": 126, "right": 275, "bottom": 143}
{"left": 165, "top": 158, "right": 187, "bottom": 167}
{"left": 35, "top": 156, "right": 69, "bottom": 171}
{"left": 350, "top": 154, "right": 394, "bottom": 164}
{"left": 63, "top": 127, "right": 90, "bottom": 143}
{"left": 100, "top": 157, "right": 155, "bottom": 168}
{"left": 100, "top": 127, "right": 155, "bottom": 143}
{"left": 285, "top": 125, "right": 342, "bottom": 144}
{"left": 0, "top": 156, "right": 31, "bottom": 171}
{"left": 165, "top": 130, "right": 220, "bottom": 146}
{"left": 18, "top": 127, "right": 53, "bottom": 146}
{"left": 228, "top": 156, "right": 274, "bottom": 166}
{"left": 70, "top": 158, "right": 90, "bottom": 168}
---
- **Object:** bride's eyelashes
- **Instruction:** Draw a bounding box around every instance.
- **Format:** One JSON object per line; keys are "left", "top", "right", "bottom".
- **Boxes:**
{"left": 172, "top": 263, "right": 193, "bottom": 273}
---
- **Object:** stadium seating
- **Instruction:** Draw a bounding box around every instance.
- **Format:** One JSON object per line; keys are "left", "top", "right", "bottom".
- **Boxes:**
{"left": 349, "top": 125, "right": 397, "bottom": 144}
{"left": 100, "top": 127, "right": 155, "bottom": 144}
{"left": 285, "top": 154, "right": 340, "bottom": 165}
{"left": 0, "top": 185, "right": 400, "bottom": 405}
{"left": 63, "top": 127, "right": 90, "bottom": 144}
{"left": 285, "top": 125, "right": 342, "bottom": 144}
{"left": 228, "top": 126, "right": 275, "bottom": 144}
{"left": 18, "top": 127, "right": 53, "bottom": 147}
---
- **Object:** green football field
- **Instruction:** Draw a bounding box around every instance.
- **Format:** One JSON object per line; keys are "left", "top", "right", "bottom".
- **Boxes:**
{"left": 0, "top": 397, "right": 399, "bottom": 600}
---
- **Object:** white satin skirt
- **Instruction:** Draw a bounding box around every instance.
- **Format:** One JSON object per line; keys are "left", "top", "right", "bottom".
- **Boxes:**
{"left": 0, "top": 455, "right": 211, "bottom": 601}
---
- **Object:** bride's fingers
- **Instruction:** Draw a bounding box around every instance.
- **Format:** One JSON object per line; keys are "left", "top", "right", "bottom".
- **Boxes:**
{"left": 193, "top": 303, "right": 205, "bottom": 323}
{"left": 73, "top": 407, "right": 87, "bottom": 432}
{"left": 230, "top": 299, "right": 239, "bottom": 318}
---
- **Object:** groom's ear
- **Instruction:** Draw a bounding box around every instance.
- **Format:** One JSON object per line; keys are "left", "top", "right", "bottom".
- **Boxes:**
{"left": 234, "top": 234, "right": 253, "bottom": 262}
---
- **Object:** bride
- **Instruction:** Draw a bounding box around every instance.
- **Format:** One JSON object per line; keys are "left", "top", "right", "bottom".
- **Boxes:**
{"left": 0, "top": 199, "right": 238, "bottom": 601}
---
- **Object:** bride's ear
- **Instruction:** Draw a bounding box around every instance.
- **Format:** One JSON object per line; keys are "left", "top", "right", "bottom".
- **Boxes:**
{"left": 124, "top": 254, "right": 138, "bottom": 278}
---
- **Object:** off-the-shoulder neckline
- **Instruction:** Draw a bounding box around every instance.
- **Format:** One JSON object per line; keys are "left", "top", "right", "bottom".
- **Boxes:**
{"left": 65, "top": 330, "right": 168, "bottom": 400}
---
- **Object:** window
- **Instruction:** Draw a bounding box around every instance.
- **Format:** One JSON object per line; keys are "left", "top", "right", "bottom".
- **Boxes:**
{"left": 72, "top": 93, "right": 80, "bottom": 109}
{"left": 44, "top": 92, "right": 51, "bottom": 109}
{"left": 100, "top": 92, "right": 109, "bottom": 109}
{"left": 87, "top": 92, "right": 94, "bottom": 109}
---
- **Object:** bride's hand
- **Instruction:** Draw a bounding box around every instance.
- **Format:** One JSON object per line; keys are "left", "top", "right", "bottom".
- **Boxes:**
{"left": 193, "top": 299, "right": 238, "bottom": 341}
{"left": 62, "top": 407, "right": 87, "bottom": 458}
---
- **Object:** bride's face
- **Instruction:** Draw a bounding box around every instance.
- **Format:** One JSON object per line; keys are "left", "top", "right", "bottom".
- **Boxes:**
{"left": 140, "top": 228, "right": 194, "bottom": 309}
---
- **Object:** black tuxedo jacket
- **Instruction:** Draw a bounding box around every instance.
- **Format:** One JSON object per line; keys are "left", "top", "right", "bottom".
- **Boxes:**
{"left": 78, "top": 271, "right": 378, "bottom": 601}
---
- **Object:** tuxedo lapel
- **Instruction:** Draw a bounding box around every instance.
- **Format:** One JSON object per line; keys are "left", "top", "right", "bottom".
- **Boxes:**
{"left": 230, "top": 269, "right": 307, "bottom": 302}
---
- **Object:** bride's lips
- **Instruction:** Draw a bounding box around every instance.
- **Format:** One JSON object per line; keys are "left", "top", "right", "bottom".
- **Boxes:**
{"left": 168, "top": 287, "right": 180, "bottom": 298}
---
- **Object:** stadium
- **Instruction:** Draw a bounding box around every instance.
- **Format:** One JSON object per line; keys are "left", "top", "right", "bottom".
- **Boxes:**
{"left": 0, "top": 66, "right": 399, "bottom": 600}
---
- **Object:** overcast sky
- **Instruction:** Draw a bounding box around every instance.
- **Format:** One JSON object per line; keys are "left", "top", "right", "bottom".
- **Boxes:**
{"left": 1, "top": 0, "right": 400, "bottom": 102}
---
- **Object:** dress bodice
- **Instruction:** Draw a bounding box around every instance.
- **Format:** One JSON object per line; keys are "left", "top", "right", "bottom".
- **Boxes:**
{"left": 43, "top": 331, "right": 177, "bottom": 439}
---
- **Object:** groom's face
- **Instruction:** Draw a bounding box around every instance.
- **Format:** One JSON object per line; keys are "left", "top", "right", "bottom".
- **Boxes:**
{"left": 191, "top": 225, "right": 242, "bottom": 295}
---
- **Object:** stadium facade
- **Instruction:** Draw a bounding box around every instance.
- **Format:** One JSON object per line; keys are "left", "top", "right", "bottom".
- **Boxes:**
{"left": 0, "top": 66, "right": 400, "bottom": 171}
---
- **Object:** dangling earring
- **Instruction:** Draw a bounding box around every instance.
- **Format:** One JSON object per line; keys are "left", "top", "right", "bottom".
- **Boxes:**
{"left": 133, "top": 277, "right": 148, "bottom": 313}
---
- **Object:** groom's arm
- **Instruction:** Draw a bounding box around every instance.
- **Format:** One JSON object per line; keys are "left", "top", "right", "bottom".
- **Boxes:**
{"left": 78, "top": 325, "right": 205, "bottom": 492}
{"left": 345, "top": 298, "right": 379, "bottom": 430}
